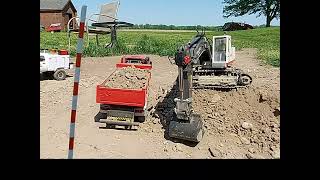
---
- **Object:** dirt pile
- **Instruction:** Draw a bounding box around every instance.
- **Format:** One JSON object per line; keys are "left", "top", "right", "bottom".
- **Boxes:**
{"left": 104, "top": 66, "right": 149, "bottom": 89}
{"left": 192, "top": 87, "right": 280, "bottom": 158}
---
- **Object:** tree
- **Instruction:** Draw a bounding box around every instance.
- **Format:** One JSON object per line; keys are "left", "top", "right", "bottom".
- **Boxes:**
{"left": 223, "top": 0, "right": 280, "bottom": 27}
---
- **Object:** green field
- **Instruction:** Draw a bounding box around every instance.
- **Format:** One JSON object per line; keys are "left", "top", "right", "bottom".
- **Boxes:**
{"left": 40, "top": 27, "right": 280, "bottom": 67}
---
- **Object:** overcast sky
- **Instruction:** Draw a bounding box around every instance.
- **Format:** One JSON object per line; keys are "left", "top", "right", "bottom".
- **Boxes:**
{"left": 72, "top": 0, "right": 280, "bottom": 26}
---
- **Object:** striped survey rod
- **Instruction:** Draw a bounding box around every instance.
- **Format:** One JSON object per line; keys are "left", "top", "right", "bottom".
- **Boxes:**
{"left": 68, "top": 5, "right": 87, "bottom": 159}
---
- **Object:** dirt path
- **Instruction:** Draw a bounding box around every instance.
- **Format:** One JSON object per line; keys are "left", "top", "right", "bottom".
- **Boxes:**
{"left": 40, "top": 49, "right": 280, "bottom": 159}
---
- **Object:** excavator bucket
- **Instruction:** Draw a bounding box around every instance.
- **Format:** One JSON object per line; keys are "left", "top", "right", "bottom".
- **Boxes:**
{"left": 168, "top": 113, "right": 204, "bottom": 143}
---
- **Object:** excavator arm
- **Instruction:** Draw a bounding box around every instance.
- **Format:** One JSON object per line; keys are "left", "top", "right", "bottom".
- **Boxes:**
{"left": 168, "top": 38, "right": 205, "bottom": 143}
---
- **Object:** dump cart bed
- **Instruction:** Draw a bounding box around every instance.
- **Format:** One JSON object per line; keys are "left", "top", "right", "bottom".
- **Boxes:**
{"left": 96, "top": 67, "right": 151, "bottom": 108}
{"left": 116, "top": 63, "right": 152, "bottom": 70}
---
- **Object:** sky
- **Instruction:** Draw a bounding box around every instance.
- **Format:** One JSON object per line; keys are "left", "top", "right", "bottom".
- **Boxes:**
{"left": 72, "top": 0, "right": 280, "bottom": 26}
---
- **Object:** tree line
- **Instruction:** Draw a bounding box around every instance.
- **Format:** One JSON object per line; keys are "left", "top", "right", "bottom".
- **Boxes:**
{"left": 126, "top": 24, "right": 223, "bottom": 31}
{"left": 125, "top": 24, "right": 278, "bottom": 31}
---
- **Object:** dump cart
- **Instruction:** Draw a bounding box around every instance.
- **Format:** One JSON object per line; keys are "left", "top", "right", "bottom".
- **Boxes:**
{"left": 95, "top": 61, "right": 152, "bottom": 130}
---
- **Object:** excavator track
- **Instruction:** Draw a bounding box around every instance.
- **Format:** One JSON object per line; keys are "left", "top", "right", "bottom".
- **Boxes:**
{"left": 192, "top": 68, "right": 252, "bottom": 89}
{"left": 192, "top": 84, "right": 249, "bottom": 90}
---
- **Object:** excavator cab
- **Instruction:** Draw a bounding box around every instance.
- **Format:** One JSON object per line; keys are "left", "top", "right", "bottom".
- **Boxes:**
{"left": 212, "top": 35, "right": 235, "bottom": 68}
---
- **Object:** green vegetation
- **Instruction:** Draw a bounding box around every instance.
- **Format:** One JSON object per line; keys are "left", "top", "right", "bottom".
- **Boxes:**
{"left": 40, "top": 27, "right": 279, "bottom": 67}
{"left": 127, "top": 24, "right": 222, "bottom": 31}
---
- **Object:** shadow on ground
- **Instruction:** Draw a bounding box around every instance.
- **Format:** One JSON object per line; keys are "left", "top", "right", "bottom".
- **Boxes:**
{"left": 40, "top": 74, "right": 73, "bottom": 81}
{"left": 153, "top": 78, "right": 199, "bottom": 147}
{"left": 98, "top": 126, "right": 138, "bottom": 131}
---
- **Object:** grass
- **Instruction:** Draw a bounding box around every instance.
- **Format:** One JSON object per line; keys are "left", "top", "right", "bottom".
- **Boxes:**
{"left": 40, "top": 27, "right": 280, "bottom": 67}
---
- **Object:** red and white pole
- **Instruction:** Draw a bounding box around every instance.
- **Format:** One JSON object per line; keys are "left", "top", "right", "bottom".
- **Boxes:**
{"left": 68, "top": 5, "right": 87, "bottom": 159}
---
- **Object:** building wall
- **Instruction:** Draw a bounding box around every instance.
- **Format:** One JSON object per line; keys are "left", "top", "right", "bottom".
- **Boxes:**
{"left": 40, "top": 2, "right": 77, "bottom": 30}
{"left": 40, "top": 12, "right": 63, "bottom": 29}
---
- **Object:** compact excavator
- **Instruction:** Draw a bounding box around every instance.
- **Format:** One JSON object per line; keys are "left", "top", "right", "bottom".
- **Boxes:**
{"left": 169, "top": 31, "right": 252, "bottom": 143}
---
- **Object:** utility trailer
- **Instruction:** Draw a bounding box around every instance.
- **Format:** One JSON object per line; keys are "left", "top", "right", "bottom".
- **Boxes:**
{"left": 95, "top": 59, "right": 152, "bottom": 130}
{"left": 40, "top": 49, "right": 73, "bottom": 81}
{"left": 120, "top": 55, "right": 152, "bottom": 65}
{"left": 116, "top": 55, "right": 152, "bottom": 70}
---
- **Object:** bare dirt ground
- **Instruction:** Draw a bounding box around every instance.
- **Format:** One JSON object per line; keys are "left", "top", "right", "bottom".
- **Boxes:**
{"left": 40, "top": 48, "right": 280, "bottom": 159}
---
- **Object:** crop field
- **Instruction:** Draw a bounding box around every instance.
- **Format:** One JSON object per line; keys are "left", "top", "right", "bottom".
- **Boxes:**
{"left": 40, "top": 27, "right": 280, "bottom": 67}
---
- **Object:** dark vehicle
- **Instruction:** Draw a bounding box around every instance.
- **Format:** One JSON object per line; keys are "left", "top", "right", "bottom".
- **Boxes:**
{"left": 223, "top": 22, "right": 254, "bottom": 31}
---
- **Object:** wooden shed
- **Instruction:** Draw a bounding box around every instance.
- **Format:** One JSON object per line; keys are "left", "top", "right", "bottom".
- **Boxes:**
{"left": 40, "top": 0, "right": 77, "bottom": 30}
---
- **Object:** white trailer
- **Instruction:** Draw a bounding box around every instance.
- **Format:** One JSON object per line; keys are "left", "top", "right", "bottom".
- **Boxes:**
{"left": 40, "top": 50, "right": 74, "bottom": 81}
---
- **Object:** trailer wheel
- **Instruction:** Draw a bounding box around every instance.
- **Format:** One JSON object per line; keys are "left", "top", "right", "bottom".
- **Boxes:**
{"left": 54, "top": 69, "right": 67, "bottom": 81}
{"left": 136, "top": 116, "right": 146, "bottom": 123}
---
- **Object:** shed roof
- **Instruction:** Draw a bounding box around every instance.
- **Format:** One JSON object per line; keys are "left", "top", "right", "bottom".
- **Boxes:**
{"left": 40, "top": 0, "right": 76, "bottom": 11}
